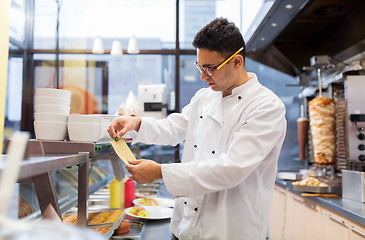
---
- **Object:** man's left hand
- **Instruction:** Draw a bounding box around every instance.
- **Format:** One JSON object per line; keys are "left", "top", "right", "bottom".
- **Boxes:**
{"left": 126, "top": 159, "right": 162, "bottom": 184}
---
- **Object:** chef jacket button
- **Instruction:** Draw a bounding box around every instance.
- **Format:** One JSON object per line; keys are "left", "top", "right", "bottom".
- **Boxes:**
{"left": 238, "top": 96, "right": 242, "bottom": 100}
{"left": 212, "top": 150, "right": 215, "bottom": 154}
{"left": 194, "top": 208, "right": 198, "bottom": 211}
{"left": 200, "top": 116, "right": 203, "bottom": 119}
{"left": 184, "top": 201, "right": 187, "bottom": 204}
{"left": 194, "top": 145, "right": 197, "bottom": 148}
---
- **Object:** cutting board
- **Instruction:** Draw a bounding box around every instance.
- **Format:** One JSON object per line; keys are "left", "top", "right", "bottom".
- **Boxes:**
{"left": 109, "top": 138, "right": 136, "bottom": 165}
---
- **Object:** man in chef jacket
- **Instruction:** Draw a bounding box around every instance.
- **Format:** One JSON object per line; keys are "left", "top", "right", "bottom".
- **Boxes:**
{"left": 108, "top": 17, "right": 287, "bottom": 240}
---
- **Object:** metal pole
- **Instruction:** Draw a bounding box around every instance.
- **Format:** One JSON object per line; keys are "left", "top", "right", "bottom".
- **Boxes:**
{"left": 55, "top": 0, "right": 61, "bottom": 88}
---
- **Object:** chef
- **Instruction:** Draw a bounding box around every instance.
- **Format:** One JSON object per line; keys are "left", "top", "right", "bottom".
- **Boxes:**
{"left": 108, "top": 17, "right": 287, "bottom": 240}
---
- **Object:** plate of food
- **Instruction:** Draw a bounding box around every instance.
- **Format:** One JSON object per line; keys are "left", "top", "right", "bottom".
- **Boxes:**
{"left": 133, "top": 197, "right": 175, "bottom": 208}
{"left": 125, "top": 206, "right": 173, "bottom": 220}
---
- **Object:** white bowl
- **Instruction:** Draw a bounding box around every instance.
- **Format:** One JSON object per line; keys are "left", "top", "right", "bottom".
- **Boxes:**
{"left": 34, "top": 121, "right": 67, "bottom": 141}
{"left": 35, "top": 104, "right": 70, "bottom": 114}
{"left": 35, "top": 96, "right": 71, "bottom": 106}
{"left": 34, "top": 112, "right": 68, "bottom": 122}
{"left": 68, "top": 122, "right": 103, "bottom": 142}
{"left": 68, "top": 114, "right": 103, "bottom": 124}
{"left": 36, "top": 88, "right": 71, "bottom": 99}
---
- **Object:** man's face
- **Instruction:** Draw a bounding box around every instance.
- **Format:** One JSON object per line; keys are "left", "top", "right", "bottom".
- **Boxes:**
{"left": 196, "top": 48, "right": 239, "bottom": 96}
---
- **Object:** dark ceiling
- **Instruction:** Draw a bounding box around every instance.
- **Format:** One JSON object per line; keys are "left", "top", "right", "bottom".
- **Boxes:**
{"left": 246, "top": 0, "right": 365, "bottom": 77}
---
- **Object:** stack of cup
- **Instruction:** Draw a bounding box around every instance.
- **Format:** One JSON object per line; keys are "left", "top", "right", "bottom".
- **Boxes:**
{"left": 34, "top": 88, "right": 71, "bottom": 141}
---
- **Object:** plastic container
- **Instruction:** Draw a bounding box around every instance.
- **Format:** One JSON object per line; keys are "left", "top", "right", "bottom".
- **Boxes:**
{"left": 109, "top": 178, "right": 121, "bottom": 209}
{"left": 124, "top": 178, "right": 135, "bottom": 208}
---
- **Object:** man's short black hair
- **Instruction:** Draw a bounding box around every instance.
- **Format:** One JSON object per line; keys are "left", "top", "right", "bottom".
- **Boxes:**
{"left": 193, "top": 18, "right": 246, "bottom": 59}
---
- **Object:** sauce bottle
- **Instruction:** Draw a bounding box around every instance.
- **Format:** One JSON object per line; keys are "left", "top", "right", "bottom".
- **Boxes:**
{"left": 124, "top": 178, "right": 135, "bottom": 208}
{"left": 109, "top": 178, "right": 121, "bottom": 209}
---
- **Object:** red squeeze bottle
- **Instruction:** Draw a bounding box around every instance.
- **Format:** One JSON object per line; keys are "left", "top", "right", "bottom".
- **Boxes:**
{"left": 124, "top": 178, "right": 135, "bottom": 208}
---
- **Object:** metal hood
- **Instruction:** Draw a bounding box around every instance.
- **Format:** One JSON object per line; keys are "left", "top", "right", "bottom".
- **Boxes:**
{"left": 245, "top": 0, "right": 365, "bottom": 77}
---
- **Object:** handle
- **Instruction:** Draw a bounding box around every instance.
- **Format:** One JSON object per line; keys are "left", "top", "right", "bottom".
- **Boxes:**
{"left": 346, "top": 224, "right": 365, "bottom": 238}
{"left": 324, "top": 213, "right": 346, "bottom": 226}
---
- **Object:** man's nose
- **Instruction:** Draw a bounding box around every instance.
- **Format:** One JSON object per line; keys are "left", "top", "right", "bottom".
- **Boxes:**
{"left": 200, "top": 71, "right": 210, "bottom": 80}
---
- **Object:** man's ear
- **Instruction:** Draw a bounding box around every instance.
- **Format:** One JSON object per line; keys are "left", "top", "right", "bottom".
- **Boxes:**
{"left": 234, "top": 55, "right": 244, "bottom": 69}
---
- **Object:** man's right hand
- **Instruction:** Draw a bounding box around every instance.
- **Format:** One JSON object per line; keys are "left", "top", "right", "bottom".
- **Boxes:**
{"left": 107, "top": 117, "right": 141, "bottom": 140}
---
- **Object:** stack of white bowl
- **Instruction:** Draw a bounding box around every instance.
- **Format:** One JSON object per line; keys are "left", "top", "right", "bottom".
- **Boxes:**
{"left": 34, "top": 88, "right": 71, "bottom": 141}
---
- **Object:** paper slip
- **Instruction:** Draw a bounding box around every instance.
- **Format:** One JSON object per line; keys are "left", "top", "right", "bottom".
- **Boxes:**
{"left": 109, "top": 138, "right": 136, "bottom": 165}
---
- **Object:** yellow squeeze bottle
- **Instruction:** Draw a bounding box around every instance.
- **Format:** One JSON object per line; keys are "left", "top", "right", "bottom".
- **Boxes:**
{"left": 110, "top": 178, "right": 121, "bottom": 209}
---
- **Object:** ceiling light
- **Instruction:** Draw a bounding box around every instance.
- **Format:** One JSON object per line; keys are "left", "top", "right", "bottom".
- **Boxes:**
{"left": 271, "top": 23, "right": 277, "bottom": 27}
{"left": 111, "top": 40, "right": 123, "bottom": 56}
{"left": 285, "top": 4, "right": 293, "bottom": 9}
{"left": 127, "top": 35, "right": 140, "bottom": 54}
{"left": 260, "top": 37, "right": 265, "bottom": 41}
{"left": 92, "top": 37, "right": 104, "bottom": 54}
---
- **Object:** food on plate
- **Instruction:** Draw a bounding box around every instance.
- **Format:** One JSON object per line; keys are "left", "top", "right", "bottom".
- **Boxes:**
{"left": 308, "top": 97, "right": 335, "bottom": 165}
{"left": 114, "top": 221, "right": 130, "bottom": 235}
{"left": 137, "top": 197, "right": 159, "bottom": 206}
{"left": 129, "top": 206, "right": 150, "bottom": 217}
{"left": 292, "top": 176, "right": 328, "bottom": 187}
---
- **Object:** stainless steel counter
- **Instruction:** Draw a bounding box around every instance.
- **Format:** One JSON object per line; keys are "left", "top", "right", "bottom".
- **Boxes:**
{"left": 275, "top": 178, "right": 365, "bottom": 226}
{"left": 117, "top": 183, "right": 174, "bottom": 240}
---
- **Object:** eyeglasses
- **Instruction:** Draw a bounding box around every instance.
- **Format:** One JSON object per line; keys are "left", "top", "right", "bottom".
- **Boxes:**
{"left": 194, "top": 47, "right": 244, "bottom": 77}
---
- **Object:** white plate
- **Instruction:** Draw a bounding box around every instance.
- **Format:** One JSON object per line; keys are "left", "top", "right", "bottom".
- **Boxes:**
{"left": 125, "top": 206, "right": 173, "bottom": 220}
{"left": 133, "top": 197, "right": 175, "bottom": 208}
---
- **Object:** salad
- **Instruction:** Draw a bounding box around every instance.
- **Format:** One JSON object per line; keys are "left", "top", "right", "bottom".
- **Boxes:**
{"left": 129, "top": 206, "right": 150, "bottom": 217}
{"left": 137, "top": 197, "right": 159, "bottom": 206}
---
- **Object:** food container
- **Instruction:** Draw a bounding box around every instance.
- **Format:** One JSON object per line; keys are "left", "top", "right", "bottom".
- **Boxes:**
{"left": 67, "top": 122, "right": 105, "bottom": 142}
{"left": 68, "top": 114, "right": 104, "bottom": 124}
{"left": 35, "top": 104, "right": 70, "bottom": 114}
{"left": 342, "top": 170, "right": 365, "bottom": 202}
{"left": 34, "top": 112, "right": 68, "bottom": 122}
{"left": 35, "top": 96, "right": 71, "bottom": 106}
{"left": 34, "top": 121, "right": 67, "bottom": 141}
{"left": 36, "top": 88, "right": 71, "bottom": 99}
{"left": 63, "top": 209, "right": 125, "bottom": 239}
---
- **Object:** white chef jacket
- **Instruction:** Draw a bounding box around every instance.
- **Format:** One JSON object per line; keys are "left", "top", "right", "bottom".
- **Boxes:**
{"left": 132, "top": 73, "right": 287, "bottom": 240}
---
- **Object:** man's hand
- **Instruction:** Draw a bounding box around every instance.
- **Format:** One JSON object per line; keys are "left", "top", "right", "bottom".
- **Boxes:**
{"left": 126, "top": 159, "right": 162, "bottom": 184}
{"left": 107, "top": 117, "right": 141, "bottom": 139}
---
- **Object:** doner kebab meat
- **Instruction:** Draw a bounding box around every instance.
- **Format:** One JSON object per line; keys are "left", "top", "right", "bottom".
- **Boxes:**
{"left": 308, "top": 97, "right": 335, "bottom": 165}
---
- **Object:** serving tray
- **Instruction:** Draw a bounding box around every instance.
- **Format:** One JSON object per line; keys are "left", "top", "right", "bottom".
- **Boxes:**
{"left": 293, "top": 184, "right": 341, "bottom": 194}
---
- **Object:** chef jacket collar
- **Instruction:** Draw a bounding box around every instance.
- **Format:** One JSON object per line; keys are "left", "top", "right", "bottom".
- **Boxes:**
{"left": 205, "top": 73, "right": 257, "bottom": 124}
{"left": 229, "top": 72, "right": 258, "bottom": 97}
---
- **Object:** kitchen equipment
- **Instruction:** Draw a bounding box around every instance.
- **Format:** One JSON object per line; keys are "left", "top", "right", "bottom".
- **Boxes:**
{"left": 35, "top": 104, "right": 70, "bottom": 114}
{"left": 35, "top": 96, "right": 71, "bottom": 106}
{"left": 34, "top": 120, "right": 67, "bottom": 141}
{"left": 35, "top": 88, "right": 71, "bottom": 99}
{"left": 297, "top": 105, "right": 309, "bottom": 160}
{"left": 293, "top": 184, "right": 341, "bottom": 194}
{"left": 67, "top": 122, "right": 104, "bottom": 142}
{"left": 342, "top": 169, "right": 365, "bottom": 202}
{"left": 138, "top": 84, "right": 167, "bottom": 119}
{"left": 344, "top": 75, "right": 365, "bottom": 164}
{"left": 34, "top": 112, "right": 68, "bottom": 122}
